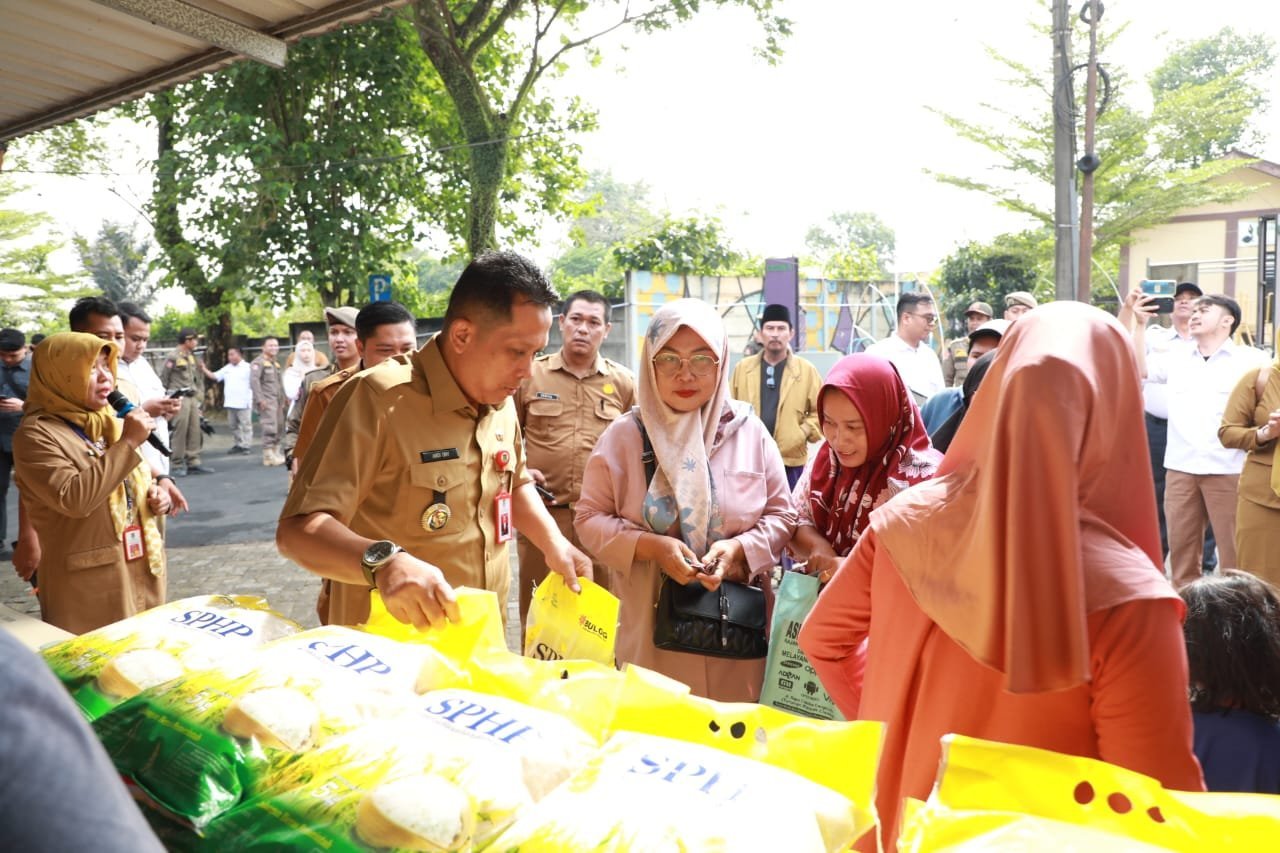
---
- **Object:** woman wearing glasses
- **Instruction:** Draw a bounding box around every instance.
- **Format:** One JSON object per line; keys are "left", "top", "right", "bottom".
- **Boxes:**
{"left": 576, "top": 298, "right": 795, "bottom": 701}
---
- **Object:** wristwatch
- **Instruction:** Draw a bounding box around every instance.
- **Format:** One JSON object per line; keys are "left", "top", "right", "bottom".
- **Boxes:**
{"left": 360, "top": 540, "right": 403, "bottom": 587}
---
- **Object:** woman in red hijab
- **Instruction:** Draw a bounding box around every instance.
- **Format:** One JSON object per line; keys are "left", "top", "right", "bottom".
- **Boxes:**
{"left": 787, "top": 354, "right": 940, "bottom": 583}
{"left": 800, "top": 303, "right": 1204, "bottom": 849}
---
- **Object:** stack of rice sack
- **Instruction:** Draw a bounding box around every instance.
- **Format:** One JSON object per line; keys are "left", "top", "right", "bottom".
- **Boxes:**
{"left": 40, "top": 595, "right": 300, "bottom": 721}
{"left": 93, "top": 624, "right": 469, "bottom": 832}
{"left": 489, "top": 666, "right": 883, "bottom": 851}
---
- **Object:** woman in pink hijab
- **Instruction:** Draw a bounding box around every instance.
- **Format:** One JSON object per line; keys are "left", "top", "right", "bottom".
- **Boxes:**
{"left": 800, "top": 302, "right": 1204, "bottom": 849}
{"left": 576, "top": 298, "right": 795, "bottom": 701}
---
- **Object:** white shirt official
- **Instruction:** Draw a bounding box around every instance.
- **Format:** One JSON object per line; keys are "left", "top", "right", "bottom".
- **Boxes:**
{"left": 864, "top": 333, "right": 946, "bottom": 401}
{"left": 214, "top": 361, "right": 253, "bottom": 410}
{"left": 117, "top": 355, "right": 171, "bottom": 477}
{"left": 1141, "top": 324, "right": 1194, "bottom": 420}
{"left": 1147, "top": 340, "right": 1268, "bottom": 475}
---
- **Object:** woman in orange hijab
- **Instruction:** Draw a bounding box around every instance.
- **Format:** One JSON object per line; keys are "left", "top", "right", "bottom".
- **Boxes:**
{"left": 800, "top": 303, "right": 1204, "bottom": 848}
{"left": 13, "top": 332, "right": 169, "bottom": 633}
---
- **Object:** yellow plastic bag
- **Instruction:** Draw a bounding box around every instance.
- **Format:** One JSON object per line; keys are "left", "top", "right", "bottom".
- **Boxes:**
{"left": 606, "top": 665, "right": 882, "bottom": 834}
{"left": 491, "top": 730, "right": 861, "bottom": 852}
{"left": 463, "top": 650, "right": 624, "bottom": 742}
{"left": 925, "top": 734, "right": 1280, "bottom": 850}
{"left": 361, "top": 587, "right": 507, "bottom": 665}
{"left": 898, "top": 798, "right": 1172, "bottom": 852}
{"left": 523, "top": 573, "right": 619, "bottom": 666}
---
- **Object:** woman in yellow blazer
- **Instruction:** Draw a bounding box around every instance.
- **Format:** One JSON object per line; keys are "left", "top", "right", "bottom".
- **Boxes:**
{"left": 13, "top": 333, "right": 169, "bottom": 633}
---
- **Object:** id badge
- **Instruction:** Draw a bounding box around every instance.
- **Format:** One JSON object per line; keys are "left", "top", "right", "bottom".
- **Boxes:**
{"left": 123, "top": 524, "right": 145, "bottom": 561}
{"left": 494, "top": 490, "right": 513, "bottom": 543}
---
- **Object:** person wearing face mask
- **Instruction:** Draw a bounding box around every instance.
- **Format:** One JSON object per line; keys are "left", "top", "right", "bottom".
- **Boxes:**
{"left": 576, "top": 298, "right": 795, "bottom": 701}
{"left": 12, "top": 333, "right": 170, "bottom": 633}
{"left": 786, "top": 354, "right": 941, "bottom": 586}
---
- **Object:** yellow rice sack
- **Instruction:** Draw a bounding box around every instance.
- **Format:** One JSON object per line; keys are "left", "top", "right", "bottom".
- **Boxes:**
{"left": 40, "top": 594, "right": 300, "bottom": 720}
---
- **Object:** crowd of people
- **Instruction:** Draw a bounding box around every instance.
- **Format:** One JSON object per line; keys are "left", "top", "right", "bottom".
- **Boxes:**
{"left": 5, "top": 253, "right": 1280, "bottom": 851}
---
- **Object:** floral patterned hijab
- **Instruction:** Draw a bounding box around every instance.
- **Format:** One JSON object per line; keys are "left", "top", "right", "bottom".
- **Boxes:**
{"left": 637, "top": 298, "right": 750, "bottom": 555}
{"left": 807, "top": 354, "right": 940, "bottom": 555}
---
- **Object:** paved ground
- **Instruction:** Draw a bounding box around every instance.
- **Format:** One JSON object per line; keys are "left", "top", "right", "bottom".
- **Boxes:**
{"left": 2, "top": 414, "right": 523, "bottom": 650}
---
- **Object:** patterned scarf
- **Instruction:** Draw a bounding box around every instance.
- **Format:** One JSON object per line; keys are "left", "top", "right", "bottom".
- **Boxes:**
{"left": 26, "top": 333, "right": 164, "bottom": 575}
{"left": 637, "top": 299, "right": 735, "bottom": 555}
{"left": 808, "top": 353, "right": 940, "bottom": 556}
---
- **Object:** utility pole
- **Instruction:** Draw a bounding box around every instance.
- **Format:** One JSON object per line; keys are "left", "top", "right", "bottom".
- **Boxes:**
{"left": 1076, "top": 0, "right": 1103, "bottom": 302}
{"left": 1052, "top": 0, "right": 1078, "bottom": 301}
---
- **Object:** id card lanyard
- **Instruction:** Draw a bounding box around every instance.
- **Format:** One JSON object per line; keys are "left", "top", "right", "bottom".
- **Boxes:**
{"left": 64, "top": 420, "right": 146, "bottom": 561}
{"left": 493, "top": 449, "right": 513, "bottom": 543}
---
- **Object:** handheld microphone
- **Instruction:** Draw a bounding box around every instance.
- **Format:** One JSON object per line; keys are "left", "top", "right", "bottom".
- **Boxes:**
{"left": 107, "top": 390, "right": 172, "bottom": 457}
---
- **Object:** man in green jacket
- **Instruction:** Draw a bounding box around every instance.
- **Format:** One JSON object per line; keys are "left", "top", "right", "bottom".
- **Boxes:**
{"left": 729, "top": 303, "right": 822, "bottom": 487}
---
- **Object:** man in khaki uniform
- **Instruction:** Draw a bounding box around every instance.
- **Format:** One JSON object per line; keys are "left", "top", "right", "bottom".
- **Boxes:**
{"left": 514, "top": 290, "right": 635, "bottom": 627}
{"left": 251, "top": 338, "right": 287, "bottom": 466}
{"left": 941, "top": 300, "right": 993, "bottom": 388}
{"left": 161, "top": 327, "right": 213, "bottom": 476}
{"left": 283, "top": 306, "right": 360, "bottom": 473}
{"left": 729, "top": 303, "right": 822, "bottom": 487}
{"left": 1004, "top": 291, "right": 1038, "bottom": 320}
{"left": 277, "top": 251, "right": 593, "bottom": 630}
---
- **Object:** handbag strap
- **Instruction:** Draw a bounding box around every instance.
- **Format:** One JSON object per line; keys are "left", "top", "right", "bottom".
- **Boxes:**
{"left": 632, "top": 407, "right": 657, "bottom": 486}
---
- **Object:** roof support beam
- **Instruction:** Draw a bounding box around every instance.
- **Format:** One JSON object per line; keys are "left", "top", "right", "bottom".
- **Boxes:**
{"left": 90, "top": 0, "right": 287, "bottom": 68}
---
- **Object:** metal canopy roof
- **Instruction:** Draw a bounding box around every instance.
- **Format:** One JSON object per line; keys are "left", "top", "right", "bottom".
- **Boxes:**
{"left": 0, "top": 0, "right": 411, "bottom": 144}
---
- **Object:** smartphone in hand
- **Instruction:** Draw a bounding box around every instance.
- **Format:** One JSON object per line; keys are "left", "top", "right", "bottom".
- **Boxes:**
{"left": 1140, "top": 280, "right": 1176, "bottom": 314}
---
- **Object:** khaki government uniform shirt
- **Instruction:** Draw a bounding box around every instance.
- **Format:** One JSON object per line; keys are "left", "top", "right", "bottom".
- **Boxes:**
{"left": 13, "top": 415, "right": 163, "bottom": 634}
{"left": 941, "top": 337, "right": 971, "bottom": 388}
{"left": 160, "top": 350, "right": 203, "bottom": 394}
{"left": 514, "top": 351, "right": 636, "bottom": 506}
{"left": 280, "top": 335, "right": 531, "bottom": 626}
{"left": 283, "top": 364, "right": 337, "bottom": 462}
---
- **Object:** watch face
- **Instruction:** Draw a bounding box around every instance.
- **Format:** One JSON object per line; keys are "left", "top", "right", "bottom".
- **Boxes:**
{"left": 365, "top": 540, "right": 397, "bottom": 564}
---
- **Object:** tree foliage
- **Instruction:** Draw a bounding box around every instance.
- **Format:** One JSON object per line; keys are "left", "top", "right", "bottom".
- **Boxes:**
{"left": 928, "top": 24, "right": 1275, "bottom": 275}
{"left": 613, "top": 215, "right": 750, "bottom": 277}
{"left": 549, "top": 171, "right": 661, "bottom": 297}
{"left": 143, "top": 14, "right": 457, "bottom": 361}
{"left": 0, "top": 178, "right": 87, "bottom": 332}
{"left": 934, "top": 230, "right": 1049, "bottom": 332}
{"left": 73, "top": 220, "right": 157, "bottom": 307}
{"left": 410, "top": 0, "right": 791, "bottom": 257}
{"left": 804, "top": 210, "right": 895, "bottom": 279}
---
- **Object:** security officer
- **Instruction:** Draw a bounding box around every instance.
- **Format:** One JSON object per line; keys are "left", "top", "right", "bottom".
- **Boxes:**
{"left": 282, "top": 306, "right": 360, "bottom": 473}
{"left": 514, "top": 289, "right": 635, "bottom": 627}
{"left": 161, "top": 327, "right": 213, "bottom": 476}
{"left": 251, "top": 337, "right": 287, "bottom": 467}
{"left": 276, "top": 251, "right": 593, "bottom": 629}
{"left": 942, "top": 301, "right": 993, "bottom": 387}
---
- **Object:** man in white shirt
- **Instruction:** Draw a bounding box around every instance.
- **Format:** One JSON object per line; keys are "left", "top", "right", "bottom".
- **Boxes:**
{"left": 211, "top": 347, "right": 254, "bottom": 454}
{"left": 116, "top": 302, "right": 188, "bottom": 513}
{"left": 1131, "top": 290, "right": 1267, "bottom": 588}
{"left": 865, "top": 291, "right": 945, "bottom": 405}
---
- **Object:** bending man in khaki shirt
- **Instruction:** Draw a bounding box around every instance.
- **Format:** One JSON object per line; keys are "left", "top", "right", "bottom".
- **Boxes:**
{"left": 277, "top": 252, "right": 593, "bottom": 629}
{"left": 514, "top": 289, "right": 635, "bottom": 627}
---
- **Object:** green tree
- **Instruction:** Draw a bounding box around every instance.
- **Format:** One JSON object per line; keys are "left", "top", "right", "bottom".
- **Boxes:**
{"left": 73, "top": 220, "right": 157, "bottom": 307}
{"left": 1149, "top": 27, "right": 1275, "bottom": 167}
{"left": 613, "top": 215, "right": 747, "bottom": 276}
{"left": 804, "top": 211, "right": 895, "bottom": 279}
{"left": 932, "top": 230, "right": 1051, "bottom": 337}
{"left": 0, "top": 178, "right": 86, "bottom": 332}
{"left": 549, "top": 171, "right": 662, "bottom": 297}
{"left": 145, "top": 14, "right": 454, "bottom": 363}
{"left": 410, "top": 0, "right": 791, "bottom": 257}
{"left": 928, "top": 25, "right": 1274, "bottom": 281}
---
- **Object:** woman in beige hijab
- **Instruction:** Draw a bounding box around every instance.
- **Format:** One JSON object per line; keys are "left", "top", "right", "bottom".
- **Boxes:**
{"left": 14, "top": 332, "right": 169, "bottom": 633}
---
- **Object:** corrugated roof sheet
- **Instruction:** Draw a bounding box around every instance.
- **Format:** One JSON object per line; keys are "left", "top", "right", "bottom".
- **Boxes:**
{"left": 0, "top": 0, "right": 411, "bottom": 143}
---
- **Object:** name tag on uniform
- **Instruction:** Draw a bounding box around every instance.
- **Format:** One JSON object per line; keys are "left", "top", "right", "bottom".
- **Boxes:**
{"left": 534, "top": 391, "right": 559, "bottom": 400}
{"left": 123, "top": 525, "right": 145, "bottom": 561}
{"left": 420, "top": 448, "right": 459, "bottom": 463}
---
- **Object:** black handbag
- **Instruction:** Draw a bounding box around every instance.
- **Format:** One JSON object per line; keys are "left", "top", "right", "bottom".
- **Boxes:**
{"left": 653, "top": 577, "right": 768, "bottom": 659}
